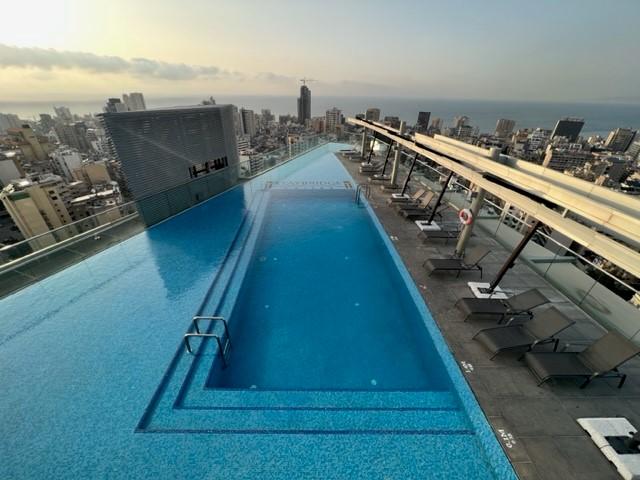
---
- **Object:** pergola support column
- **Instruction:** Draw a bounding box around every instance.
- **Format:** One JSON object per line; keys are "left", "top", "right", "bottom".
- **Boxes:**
{"left": 361, "top": 129, "right": 368, "bottom": 159}
{"left": 455, "top": 187, "right": 486, "bottom": 255}
{"left": 366, "top": 132, "right": 378, "bottom": 164}
{"left": 487, "top": 221, "right": 541, "bottom": 292}
{"left": 389, "top": 121, "right": 406, "bottom": 185}
{"left": 401, "top": 152, "right": 419, "bottom": 195}
{"left": 381, "top": 140, "right": 394, "bottom": 176}
{"left": 426, "top": 170, "right": 454, "bottom": 225}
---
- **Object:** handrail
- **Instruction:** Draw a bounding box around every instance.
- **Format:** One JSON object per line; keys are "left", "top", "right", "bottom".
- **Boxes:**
{"left": 192, "top": 316, "right": 231, "bottom": 346}
{"left": 355, "top": 183, "right": 371, "bottom": 205}
{"left": 183, "top": 333, "right": 228, "bottom": 366}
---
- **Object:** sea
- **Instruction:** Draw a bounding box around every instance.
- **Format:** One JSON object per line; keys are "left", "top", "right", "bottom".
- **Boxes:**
{"left": 2, "top": 96, "right": 639, "bottom": 138}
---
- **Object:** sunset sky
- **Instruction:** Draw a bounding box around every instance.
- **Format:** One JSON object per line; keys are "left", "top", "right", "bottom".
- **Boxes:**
{"left": 1, "top": 0, "right": 638, "bottom": 102}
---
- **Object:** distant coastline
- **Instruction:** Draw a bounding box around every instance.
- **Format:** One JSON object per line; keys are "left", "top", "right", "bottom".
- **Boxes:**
{"left": 2, "top": 96, "right": 638, "bottom": 137}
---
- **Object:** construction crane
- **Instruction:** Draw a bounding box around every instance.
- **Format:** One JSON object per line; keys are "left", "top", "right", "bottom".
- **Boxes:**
{"left": 299, "top": 77, "right": 315, "bottom": 86}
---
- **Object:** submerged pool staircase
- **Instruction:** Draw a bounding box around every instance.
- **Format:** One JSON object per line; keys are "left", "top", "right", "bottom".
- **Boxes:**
{"left": 136, "top": 183, "right": 473, "bottom": 439}
{"left": 183, "top": 316, "right": 232, "bottom": 366}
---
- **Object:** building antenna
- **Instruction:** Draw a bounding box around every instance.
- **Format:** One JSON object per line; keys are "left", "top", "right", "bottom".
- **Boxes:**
{"left": 299, "top": 77, "right": 315, "bottom": 86}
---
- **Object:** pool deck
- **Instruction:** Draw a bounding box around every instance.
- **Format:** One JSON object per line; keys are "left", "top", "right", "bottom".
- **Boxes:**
{"left": 338, "top": 153, "right": 640, "bottom": 480}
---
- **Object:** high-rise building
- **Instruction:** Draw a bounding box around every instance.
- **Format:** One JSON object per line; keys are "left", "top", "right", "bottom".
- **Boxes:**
{"left": 453, "top": 115, "right": 470, "bottom": 129}
{"left": 551, "top": 117, "right": 584, "bottom": 143}
{"left": 0, "top": 174, "right": 76, "bottom": 248}
{"left": 542, "top": 144, "right": 593, "bottom": 171}
{"left": 325, "top": 108, "right": 342, "bottom": 133}
{"left": 604, "top": 128, "right": 637, "bottom": 152}
{"left": 104, "top": 98, "right": 128, "bottom": 113}
{"left": 527, "top": 128, "right": 551, "bottom": 152}
{"left": 5, "top": 124, "right": 54, "bottom": 172}
{"left": 100, "top": 105, "right": 239, "bottom": 225}
{"left": 0, "top": 113, "right": 21, "bottom": 134}
{"left": 417, "top": 112, "right": 431, "bottom": 132}
{"left": 365, "top": 108, "right": 381, "bottom": 122}
{"left": 495, "top": 118, "right": 516, "bottom": 138}
{"left": 239, "top": 108, "right": 256, "bottom": 138}
{"left": 38, "top": 114, "right": 56, "bottom": 133}
{"left": 54, "top": 122, "right": 92, "bottom": 153}
{"left": 310, "top": 117, "right": 325, "bottom": 134}
{"left": 383, "top": 116, "right": 401, "bottom": 129}
{"left": 53, "top": 106, "right": 73, "bottom": 122}
{"left": 430, "top": 117, "right": 443, "bottom": 133}
{"left": 297, "top": 85, "right": 311, "bottom": 125}
{"left": 626, "top": 140, "right": 640, "bottom": 161}
{"left": 261, "top": 109, "right": 274, "bottom": 123}
{"left": 122, "top": 92, "right": 146, "bottom": 112}
{"left": 0, "top": 151, "right": 23, "bottom": 187}
{"left": 51, "top": 148, "right": 83, "bottom": 181}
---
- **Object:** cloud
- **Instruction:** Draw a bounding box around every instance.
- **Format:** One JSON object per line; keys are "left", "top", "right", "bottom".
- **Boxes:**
{"left": 254, "top": 72, "right": 297, "bottom": 83}
{"left": 0, "top": 43, "right": 228, "bottom": 81}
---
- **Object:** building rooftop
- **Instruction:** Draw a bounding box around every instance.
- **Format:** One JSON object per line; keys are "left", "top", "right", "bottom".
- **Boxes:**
{"left": 99, "top": 104, "right": 233, "bottom": 117}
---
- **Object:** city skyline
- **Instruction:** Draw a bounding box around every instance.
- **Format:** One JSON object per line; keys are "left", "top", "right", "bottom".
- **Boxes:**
{"left": 1, "top": 0, "right": 640, "bottom": 103}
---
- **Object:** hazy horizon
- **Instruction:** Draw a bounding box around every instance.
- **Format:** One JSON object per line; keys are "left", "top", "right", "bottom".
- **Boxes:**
{"left": 1, "top": 0, "right": 639, "bottom": 103}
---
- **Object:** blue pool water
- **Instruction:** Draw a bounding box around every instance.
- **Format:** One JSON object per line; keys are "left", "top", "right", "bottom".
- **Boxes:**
{"left": 210, "top": 189, "right": 448, "bottom": 391}
{"left": 0, "top": 144, "right": 515, "bottom": 479}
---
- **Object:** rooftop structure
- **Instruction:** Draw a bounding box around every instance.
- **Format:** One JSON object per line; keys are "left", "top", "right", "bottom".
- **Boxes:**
{"left": 100, "top": 105, "right": 239, "bottom": 226}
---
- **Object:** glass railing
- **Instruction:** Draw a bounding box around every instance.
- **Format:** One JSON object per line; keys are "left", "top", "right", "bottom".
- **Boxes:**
{"left": 238, "top": 133, "right": 336, "bottom": 179}
{"left": 0, "top": 134, "right": 351, "bottom": 299}
{"left": 389, "top": 148, "right": 640, "bottom": 343}
{"left": 0, "top": 202, "right": 141, "bottom": 267}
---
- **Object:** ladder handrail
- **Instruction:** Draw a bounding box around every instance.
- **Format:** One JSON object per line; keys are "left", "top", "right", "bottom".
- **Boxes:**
{"left": 355, "top": 183, "right": 371, "bottom": 205}
{"left": 183, "top": 333, "right": 229, "bottom": 367}
{"left": 191, "top": 316, "right": 231, "bottom": 346}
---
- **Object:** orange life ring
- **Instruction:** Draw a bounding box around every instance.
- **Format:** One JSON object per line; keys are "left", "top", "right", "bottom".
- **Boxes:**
{"left": 458, "top": 208, "right": 473, "bottom": 225}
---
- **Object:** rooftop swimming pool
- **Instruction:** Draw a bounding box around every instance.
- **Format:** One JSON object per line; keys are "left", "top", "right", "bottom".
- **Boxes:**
{"left": 0, "top": 144, "right": 515, "bottom": 479}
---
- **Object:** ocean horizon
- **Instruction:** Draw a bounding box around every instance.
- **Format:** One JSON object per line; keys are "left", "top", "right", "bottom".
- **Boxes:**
{"left": 2, "top": 95, "right": 639, "bottom": 138}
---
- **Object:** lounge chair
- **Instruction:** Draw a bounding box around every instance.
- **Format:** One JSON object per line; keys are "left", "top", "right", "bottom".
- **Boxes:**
{"left": 422, "top": 246, "right": 491, "bottom": 278}
{"left": 360, "top": 162, "right": 381, "bottom": 173}
{"left": 523, "top": 331, "right": 640, "bottom": 388}
{"left": 473, "top": 307, "right": 575, "bottom": 359}
{"left": 395, "top": 191, "right": 434, "bottom": 212}
{"left": 397, "top": 192, "right": 443, "bottom": 221}
{"left": 418, "top": 228, "right": 461, "bottom": 244}
{"left": 456, "top": 288, "right": 549, "bottom": 323}
{"left": 368, "top": 173, "right": 391, "bottom": 183}
{"left": 387, "top": 188, "right": 426, "bottom": 205}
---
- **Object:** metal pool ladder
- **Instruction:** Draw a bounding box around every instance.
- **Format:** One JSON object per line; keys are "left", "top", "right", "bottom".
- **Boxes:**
{"left": 183, "top": 316, "right": 232, "bottom": 367}
{"left": 355, "top": 183, "right": 371, "bottom": 206}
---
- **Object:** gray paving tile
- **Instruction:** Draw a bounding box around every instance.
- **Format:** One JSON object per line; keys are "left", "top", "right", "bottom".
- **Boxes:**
{"left": 552, "top": 436, "right": 619, "bottom": 480}
{"left": 518, "top": 437, "right": 577, "bottom": 480}
{"left": 501, "top": 398, "right": 585, "bottom": 436}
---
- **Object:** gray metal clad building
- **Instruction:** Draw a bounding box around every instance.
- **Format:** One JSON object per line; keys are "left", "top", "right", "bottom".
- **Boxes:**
{"left": 550, "top": 117, "right": 585, "bottom": 143}
{"left": 100, "top": 104, "right": 239, "bottom": 226}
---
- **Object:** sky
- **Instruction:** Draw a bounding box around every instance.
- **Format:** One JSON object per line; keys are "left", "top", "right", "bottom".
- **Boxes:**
{"left": 0, "top": 0, "right": 638, "bottom": 103}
